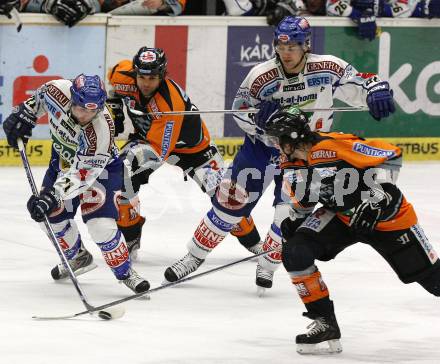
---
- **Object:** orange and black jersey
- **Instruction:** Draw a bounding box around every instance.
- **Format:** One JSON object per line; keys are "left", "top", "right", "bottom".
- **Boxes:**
{"left": 108, "top": 60, "right": 210, "bottom": 159}
{"left": 280, "top": 132, "right": 417, "bottom": 231}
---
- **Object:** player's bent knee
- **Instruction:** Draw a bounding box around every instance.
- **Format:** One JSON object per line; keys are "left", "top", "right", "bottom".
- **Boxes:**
{"left": 282, "top": 235, "right": 316, "bottom": 272}
{"left": 87, "top": 217, "right": 118, "bottom": 243}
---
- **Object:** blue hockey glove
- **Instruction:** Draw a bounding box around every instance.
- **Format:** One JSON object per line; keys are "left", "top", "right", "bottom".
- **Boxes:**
{"left": 2, "top": 103, "right": 37, "bottom": 149}
{"left": 350, "top": 8, "right": 377, "bottom": 41}
{"left": 366, "top": 81, "right": 396, "bottom": 121}
{"left": 424, "top": 0, "right": 440, "bottom": 17}
{"left": 27, "top": 188, "right": 61, "bottom": 223}
{"left": 254, "top": 100, "right": 280, "bottom": 130}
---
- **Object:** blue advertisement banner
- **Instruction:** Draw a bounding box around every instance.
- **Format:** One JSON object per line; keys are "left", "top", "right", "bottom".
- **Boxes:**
{"left": 0, "top": 25, "right": 106, "bottom": 139}
{"left": 224, "top": 26, "right": 325, "bottom": 137}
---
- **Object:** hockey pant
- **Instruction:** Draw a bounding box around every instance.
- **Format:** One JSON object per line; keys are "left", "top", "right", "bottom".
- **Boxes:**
{"left": 117, "top": 139, "right": 262, "bottom": 248}
{"left": 211, "top": 136, "right": 287, "bottom": 270}
{"left": 282, "top": 208, "right": 440, "bottom": 314}
{"left": 42, "top": 154, "right": 131, "bottom": 280}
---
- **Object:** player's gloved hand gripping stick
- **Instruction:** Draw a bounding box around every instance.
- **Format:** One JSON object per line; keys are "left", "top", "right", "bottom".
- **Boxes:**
{"left": 17, "top": 138, "right": 125, "bottom": 321}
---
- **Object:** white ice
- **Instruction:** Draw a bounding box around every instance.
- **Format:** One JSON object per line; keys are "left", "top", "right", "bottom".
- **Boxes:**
{"left": 0, "top": 163, "right": 439, "bottom": 364}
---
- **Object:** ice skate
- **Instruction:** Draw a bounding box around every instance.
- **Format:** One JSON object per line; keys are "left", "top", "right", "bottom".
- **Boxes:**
{"left": 296, "top": 312, "right": 342, "bottom": 355}
{"left": 164, "top": 252, "right": 204, "bottom": 283}
{"left": 51, "top": 249, "right": 97, "bottom": 280}
{"left": 256, "top": 263, "right": 273, "bottom": 297}
{"left": 120, "top": 268, "right": 150, "bottom": 293}
{"left": 247, "top": 241, "right": 263, "bottom": 255}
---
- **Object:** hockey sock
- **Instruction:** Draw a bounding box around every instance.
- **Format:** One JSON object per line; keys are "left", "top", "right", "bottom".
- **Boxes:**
{"left": 290, "top": 269, "right": 330, "bottom": 305}
{"left": 187, "top": 207, "right": 242, "bottom": 259}
{"left": 231, "top": 216, "right": 261, "bottom": 249}
{"left": 51, "top": 219, "right": 83, "bottom": 260}
{"left": 88, "top": 218, "right": 131, "bottom": 280}
{"left": 257, "top": 223, "right": 283, "bottom": 272}
{"left": 116, "top": 195, "right": 143, "bottom": 229}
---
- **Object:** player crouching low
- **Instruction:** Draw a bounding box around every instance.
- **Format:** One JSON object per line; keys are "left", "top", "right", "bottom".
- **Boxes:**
{"left": 265, "top": 107, "right": 440, "bottom": 354}
{"left": 2, "top": 74, "right": 150, "bottom": 294}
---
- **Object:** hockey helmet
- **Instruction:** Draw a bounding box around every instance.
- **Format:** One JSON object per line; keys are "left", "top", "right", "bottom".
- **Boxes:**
{"left": 133, "top": 47, "right": 167, "bottom": 78}
{"left": 274, "top": 16, "right": 312, "bottom": 50}
{"left": 266, "top": 106, "right": 314, "bottom": 148}
{"left": 70, "top": 74, "right": 107, "bottom": 110}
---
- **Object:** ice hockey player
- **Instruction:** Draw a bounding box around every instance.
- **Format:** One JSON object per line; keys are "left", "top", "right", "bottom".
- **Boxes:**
{"left": 327, "top": 0, "right": 440, "bottom": 41}
{"left": 265, "top": 106, "right": 440, "bottom": 354}
{"left": 165, "top": 15, "right": 395, "bottom": 295}
{"left": 107, "top": 46, "right": 263, "bottom": 261}
{"left": 2, "top": 74, "right": 150, "bottom": 294}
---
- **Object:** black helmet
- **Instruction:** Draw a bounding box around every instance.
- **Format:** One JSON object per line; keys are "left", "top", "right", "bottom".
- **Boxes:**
{"left": 133, "top": 47, "right": 167, "bottom": 78}
{"left": 266, "top": 106, "right": 315, "bottom": 147}
{"left": 266, "top": 106, "right": 309, "bottom": 136}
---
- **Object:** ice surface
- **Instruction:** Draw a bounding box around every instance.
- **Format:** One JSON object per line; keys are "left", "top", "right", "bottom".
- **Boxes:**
{"left": 0, "top": 163, "right": 439, "bottom": 364}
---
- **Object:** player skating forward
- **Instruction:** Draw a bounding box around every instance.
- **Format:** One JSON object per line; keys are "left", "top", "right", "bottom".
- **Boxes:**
{"left": 2, "top": 74, "right": 150, "bottom": 294}
{"left": 266, "top": 106, "right": 440, "bottom": 354}
{"left": 107, "top": 46, "right": 263, "bottom": 262}
{"left": 165, "top": 15, "right": 395, "bottom": 294}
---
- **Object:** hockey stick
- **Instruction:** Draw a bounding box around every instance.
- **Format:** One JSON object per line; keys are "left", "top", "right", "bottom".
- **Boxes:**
{"left": 8, "top": 8, "right": 22, "bottom": 32}
{"left": 17, "top": 139, "right": 124, "bottom": 321}
{"left": 144, "top": 106, "right": 368, "bottom": 117}
{"left": 32, "top": 247, "right": 278, "bottom": 320}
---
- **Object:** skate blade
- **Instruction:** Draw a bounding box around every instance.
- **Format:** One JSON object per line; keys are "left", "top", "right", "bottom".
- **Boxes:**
{"left": 129, "top": 249, "right": 138, "bottom": 261}
{"left": 256, "top": 286, "right": 266, "bottom": 297}
{"left": 55, "top": 263, "right": 98, "bottom": 281}
{"left": 296, "top": 339, "right": 343, "bottom": 355}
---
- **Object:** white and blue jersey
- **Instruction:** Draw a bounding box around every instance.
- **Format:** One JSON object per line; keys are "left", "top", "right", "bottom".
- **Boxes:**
{"left": 213, "top": 53, "right": 381, "bottom": 217}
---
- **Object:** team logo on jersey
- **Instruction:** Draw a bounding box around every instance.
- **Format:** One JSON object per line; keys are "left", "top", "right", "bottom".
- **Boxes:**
{"left": 249, "top": 68, "right": 280, "bottom": 97}
{"left": 46, "top": 84, "right": 69, "bottom": 107}
{"left": 160, "top": 121, "right": 174, "bottom": 160}
{"left": 216, "top": 179, "right": 249, "bottom": 210}
{"left": 261, "top": 81, "right": 281, "bottom": 97}
{"left": 114, "top": 83, "right": 138, "bottom": 93}
{"left": 311, "top": 149, "right": 337, "bottom": 160}
{"left": 84, "top": 124, "right": 98, "bottom": 154}
{"left": 306, "top": 76, "right": 331, "bottom": 87}
{"left": 306, "top": 61, "right": 344, "bottom": 77}
{"left": 139, "top": 51, "right": 156, "bottom": 63}
{"left": 283, "top": 83, "right": 305, "bottom": 92}
{"left": 352, "top": 143, "right": 396, "bottom": 158}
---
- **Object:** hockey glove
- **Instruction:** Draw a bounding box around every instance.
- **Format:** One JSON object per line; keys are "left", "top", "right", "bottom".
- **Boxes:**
{"left": 44, "top": 0, "right": 93, "bottom": 27}
{"left": 349, "top": 187, "right": 392, "bottom": 235}
{"left": 423, "top": 0, "right": 440, "bottom": 17}
{"left": 2, "top": 103, "right": 37, "bottom": 149}
{"left": 350, "top": 8, "right": 377, "bottom": 41}
{"left": 266, "top": 0, "right": 304, "bottom": 26}
{"left": 126, "top": 103, "right": 153, "bottom": 140}
{"left": 280, "top": 216, "right": 307, "bottom": 241}
{"left": 366, "top": 81, "right": 396, "bottom": 121}
{"left": 254, "top": 100, "right": 280, "bottom": 130}
{"left": 106, "top": 97, "right": 125, "bottom": 137}
{"left": 27, "top": 188, "right": 62, "bottom": 222}
{"left": 0, "top": 0, "right": 19, "bottom": 16}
